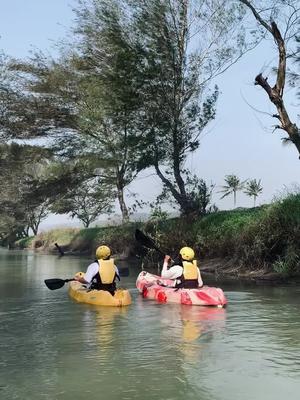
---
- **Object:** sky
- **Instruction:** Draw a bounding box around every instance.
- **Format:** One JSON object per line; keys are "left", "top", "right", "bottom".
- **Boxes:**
{"left": 1, "top": 0, "right": 299, "bottom": 229}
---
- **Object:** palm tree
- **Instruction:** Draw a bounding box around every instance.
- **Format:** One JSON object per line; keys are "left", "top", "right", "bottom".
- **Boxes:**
{"left": 244, "top": 179, "right": 263, "bottom": 207}
{"left": 219, "top": 174, "right": 245, "bottom": 207}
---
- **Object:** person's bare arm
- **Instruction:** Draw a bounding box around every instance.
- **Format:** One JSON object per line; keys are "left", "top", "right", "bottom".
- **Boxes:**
{"left": 74, "top": 275, "right": 88, "bottom": 284}
{"left": 197, "top": 267, "right": 203, "bottom": 287}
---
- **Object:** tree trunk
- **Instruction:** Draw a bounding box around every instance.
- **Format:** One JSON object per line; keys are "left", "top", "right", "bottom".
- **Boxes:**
{"left": 29, "top": 214, "right": 40, "bottom": 236}
{"left": 240, "top": 1, "right": 300, "bottom": 156}
{"left": 117, "top": 187, "right": 129, "bottom": 222}
{"left": 172, "top": 0, "right": 189, "bottom": 205}
{"left": 255, "top": 73, "right": 300, "bottom": 154}
{"left": 116, "top": 173, "right": 129, "bottom": 223}
{"left": 83, "top": 221, "right": 90, "bottom": 228}
{"left": 154, "top": 163, "right": 193, "bottom": 215}
{"left": 173, "top": 142, "right": 187, "bottom": 199}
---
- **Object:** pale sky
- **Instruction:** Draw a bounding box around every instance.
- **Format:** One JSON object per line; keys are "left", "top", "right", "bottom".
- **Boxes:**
{"left": 1, "top": 0, "right": 299, "bottom": 229}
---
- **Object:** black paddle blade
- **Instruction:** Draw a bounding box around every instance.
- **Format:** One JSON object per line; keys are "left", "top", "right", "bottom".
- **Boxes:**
{"left": 118, "top": 267, "right": 129, "bottom": 277}
{"left": 135, "top": 229, "right": 163, "bottom": 254}
{"left": 44, "top": 278, "right": 67, "bottom": 290}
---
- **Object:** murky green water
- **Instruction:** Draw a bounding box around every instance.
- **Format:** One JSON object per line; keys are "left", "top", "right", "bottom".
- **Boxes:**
{"left": 0, "top": 248, "right": 300, "bottom": 400}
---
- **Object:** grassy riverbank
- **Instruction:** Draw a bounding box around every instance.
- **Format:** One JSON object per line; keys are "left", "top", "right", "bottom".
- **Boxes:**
{"left": 16, "top": 192, "right": 300, "bottom": 280}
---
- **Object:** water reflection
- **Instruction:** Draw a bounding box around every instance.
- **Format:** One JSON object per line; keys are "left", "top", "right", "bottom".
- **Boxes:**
{"left": 180, "top": 307, "right": 226, "bottom": 365}
{"left": 180, "top": 306, "right": 226, "bottom": 341}
{"left": 158, "top": 304, "right": 226, "bottom": 365}
{"left": 81, "top": 305, "right": 128, "bottom": 358}
{"left": 1, "top": 249, "right": 300, "bottom": 400}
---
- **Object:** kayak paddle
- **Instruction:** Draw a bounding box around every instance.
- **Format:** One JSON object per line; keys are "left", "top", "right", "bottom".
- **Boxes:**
{"left": 118, "top": 267, "right": 129, "bottom": 277}
{"left": 135, "top": 229, "right": 166, "bottom": 257}
{"left": 44, "top": 278, "right": 74, "bottom": 290}
{"left": 44, "top": 267, "right": 130, "bottom": 290}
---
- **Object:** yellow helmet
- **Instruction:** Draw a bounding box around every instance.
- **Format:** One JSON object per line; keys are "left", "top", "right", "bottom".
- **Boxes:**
{"left": 96, "top": 245, "right": 111, "bottom": 260}
{"left": 179, "top": 247, "right": 195, "bottom": 261}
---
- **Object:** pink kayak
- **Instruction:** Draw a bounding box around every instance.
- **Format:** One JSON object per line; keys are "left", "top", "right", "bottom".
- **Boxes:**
{"left": 136, "top": 271, "right": 227, "bottom": 307}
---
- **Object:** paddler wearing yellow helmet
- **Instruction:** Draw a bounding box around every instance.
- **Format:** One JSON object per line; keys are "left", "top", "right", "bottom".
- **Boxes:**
{"left": 161, "top": 246, "right": 203, "bottom": 289}
{"left": 74, "top": 245, "right": 120, "bottom": 295}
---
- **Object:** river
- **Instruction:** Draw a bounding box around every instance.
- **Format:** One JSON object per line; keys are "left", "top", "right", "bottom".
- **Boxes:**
{"left": 0, "top": 248, "right": 300, "bottom": 400}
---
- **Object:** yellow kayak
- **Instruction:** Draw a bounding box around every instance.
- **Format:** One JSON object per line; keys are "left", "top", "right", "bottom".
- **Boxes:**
{"left": 68, "top": 281, "right": 132, "bottom": 306}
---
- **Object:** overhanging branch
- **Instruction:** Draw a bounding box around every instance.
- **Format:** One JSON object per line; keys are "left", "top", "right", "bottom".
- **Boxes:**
{"left": 240, "top": 0, "right": 300, "bottom": 156}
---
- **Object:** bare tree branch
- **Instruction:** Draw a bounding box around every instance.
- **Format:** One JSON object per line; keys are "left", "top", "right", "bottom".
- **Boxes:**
{"left": 240, "top": 0, "right": 300, "bottom": 156}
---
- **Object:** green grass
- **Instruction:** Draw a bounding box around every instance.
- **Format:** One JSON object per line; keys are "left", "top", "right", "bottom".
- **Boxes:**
{"left": 31, "top": 228, "right": 80, "bottom": 250}
{"left": 149, "top": 194, "right": 300, "bottom": 275}
{"left": 194, "top": 193, "right": 300, "bottom": 274}
{"left": 29, "top": 223, "right": 142, "bottom": 256}
{"left": 15, "top": 236, "right": 35, "bottom": 249}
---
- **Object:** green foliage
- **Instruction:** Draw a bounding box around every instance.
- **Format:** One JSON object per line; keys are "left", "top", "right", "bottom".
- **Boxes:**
{"left": 155, "top": 174, "right": 215, "bottom": 216}
{"left": 142, "top": 191, "right": 300, "bottom": 276}
{"left": 1, "top": 0, "right": 262, "bottom": 224}
{"left": 194, "top": 207, "right": 263, "bottom": 257}
{"left": 185, "top": 176, "right": 215, "bottom": 216}
{"left": 130, "top": 0, "right": 219, "bottom": 214}
{"left": 3, "top": 0, "right": 299, "bottom": 246}
{"left": 50, "top": 179, "right": 114, "bottom": 228}
{"left": 143, "top": 206, "right": 170, "bottom": 262}
{"left": 15, "top": 236, "right": 35, "bottom": 249}
{"left": 149, "top": 206, "right": 169, "bottom": 223}
{"left": 273, "top": 251, "right": 299, "bottom": 276}
{"left": 198, "top": 192, "right": 300, "bottom": 275}
{"left": 71, "top": 1, "right": 143, "bottom": 220}
{"left": 15, "top": 191, "right": 300, "bottom": 278}
{"left": 17, "top": 1, "right": 146, "bottom": 221}
{"left": 29, "top": 223, "right": 142, "bottom": 257}
{"left": 31, "top": 228, "right": 80, "bottom": 250}
{"left": 1, "top": 51, "right": 77, "bottom": 139}
{"left": 0, "top": 143, "right": 51, "bottom": 242}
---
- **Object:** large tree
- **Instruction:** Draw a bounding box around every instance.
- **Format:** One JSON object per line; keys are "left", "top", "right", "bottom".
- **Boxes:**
{"left": 62, "top": 0, "right": 162, "bottom": 221}
{"left": 51, "top": 179, "right": 114, "bottom": 228}
{"left": 0, "top": 143, "right": 51, "bottom": 241}
{"left": 131, "top": 0, "right": 259, "bottom": 214}
{"left": 1, "top": 50, "right": 77, "bottom": 140}
{"left": 2, "top": 0, "right": 260, "bottom": 219}
{"left": 7, "top": 3, "right": 145, "bottom": 222}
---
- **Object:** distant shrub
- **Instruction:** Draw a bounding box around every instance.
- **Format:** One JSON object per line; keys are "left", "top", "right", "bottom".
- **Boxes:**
{"left": 15, "top": 236, "right": 34, "bottom": 249}
{"left": 273, "top": 249, "right": 300, "bottom": 275}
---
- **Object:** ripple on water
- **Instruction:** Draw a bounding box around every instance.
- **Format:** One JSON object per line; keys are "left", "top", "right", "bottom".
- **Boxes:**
{"left": 1, "top": 254, "right": 300, "bottom": 400}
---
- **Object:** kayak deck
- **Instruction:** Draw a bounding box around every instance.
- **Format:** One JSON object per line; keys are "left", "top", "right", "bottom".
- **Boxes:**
{"left": 136, "top": 271, "right": 227, "bottom": 307}
{"left": 69, "top": 281, "right": 132, "bottom": 306}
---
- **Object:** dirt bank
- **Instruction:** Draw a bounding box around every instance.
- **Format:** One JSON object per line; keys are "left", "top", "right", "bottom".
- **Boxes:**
{"left": 200, "top": 257, "right": 300, "bottom": 284}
